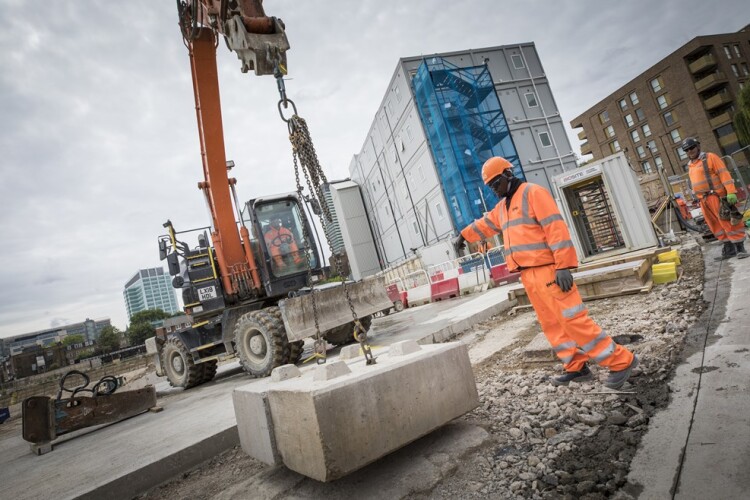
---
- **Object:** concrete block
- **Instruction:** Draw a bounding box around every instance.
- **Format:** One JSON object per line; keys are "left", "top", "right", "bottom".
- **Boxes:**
{"left": 232, "top": 388, "right": 280, "bottom": 466}
{"left": 313, "top": 360, "right": 351, "bottom": 381}
{"left": 272, "top": 364, "right": 302, "bottom": 382}
{"left": 233, "top": 342, "right": 478, "bottom": 482}
{"left": 339, "top": 344, "right": 362, "bottom": 360}
{"left": 388, "top": 339, "right": 421, "bottom": 356}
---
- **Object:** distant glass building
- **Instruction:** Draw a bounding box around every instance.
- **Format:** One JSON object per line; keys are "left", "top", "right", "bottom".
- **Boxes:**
{"left": 1, "top": 317, "right": 111, "bottom": 356}
{"left": 123, "top": 267, "right": 179, "bottom": 320}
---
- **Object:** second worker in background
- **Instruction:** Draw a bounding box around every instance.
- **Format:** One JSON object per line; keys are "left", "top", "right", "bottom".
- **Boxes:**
{"left": 454, "top": 157, "right": 639, "bottom": 389}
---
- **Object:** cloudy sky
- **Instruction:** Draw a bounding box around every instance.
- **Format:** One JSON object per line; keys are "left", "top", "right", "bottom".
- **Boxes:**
{"left": 0, "top": 0, "right": 746, "bottom": 337}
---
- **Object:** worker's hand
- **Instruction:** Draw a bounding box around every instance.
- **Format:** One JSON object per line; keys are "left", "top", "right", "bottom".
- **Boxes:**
{"left": 452, "top": 234, "right": 466, "bottom": 254}
{"left": 726, "top": 193, "right": 738, "bottom": 205}
{"left": 555, "top": 269, "right": 574, "bottom": 292}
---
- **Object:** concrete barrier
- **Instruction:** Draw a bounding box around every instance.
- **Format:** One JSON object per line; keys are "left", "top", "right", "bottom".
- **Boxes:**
{"left": 232, "top": 341, "right": 478, "bottom": 482}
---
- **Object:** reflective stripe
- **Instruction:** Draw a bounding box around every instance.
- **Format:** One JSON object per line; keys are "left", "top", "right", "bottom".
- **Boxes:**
{"left": 549, "top": 240, "right": 574, "bottom": 251}
{"left": 581, "top": 330, "right": 607, "bottom": 353}
{"left": 470, "top": 221, "right": 490, "bottom": 239}
{"left": 539, "top": 214, "right": 564, "bottom": 226}
{"left": 502, "top": 217, "right": 538, "bottom": 230}
{"left": 482, "top": 215, "right": 501, "bottom": 233}
{"left": 507, "top": 242, "right": 550, "bottom": 253}
{"left": 715, "top": 229, "right": 726, "bottom": 237}
{"left": 592, "top": 340, "right": 616, "bottom": 363}
{"left": 559, "top": 354, "right": 574, "bottom": 364}
{"left": 562, "top": 303, "right": 587, "bottom": 319}
{"left": 553, "top": 341, "right": 577, "bottom": 352}
{"left": 521, "top": 186, "right": 531, "bottom": 218}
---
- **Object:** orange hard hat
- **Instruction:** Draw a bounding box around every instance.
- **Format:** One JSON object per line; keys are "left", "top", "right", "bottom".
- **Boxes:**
{"left": 481, "top": 157, "right": 513, "bottom": 185}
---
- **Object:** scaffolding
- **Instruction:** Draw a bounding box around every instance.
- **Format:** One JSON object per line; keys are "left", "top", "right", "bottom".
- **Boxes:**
{"left": 412, "top": 57, "right": 523, "bottom": 231}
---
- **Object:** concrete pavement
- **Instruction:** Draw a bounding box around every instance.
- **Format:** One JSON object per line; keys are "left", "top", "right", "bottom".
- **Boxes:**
{"left": 625, "top": 241, "right": 750, "bottom": 499}
{"left": 0, "top": 285, "right": 516, "bottom": 500}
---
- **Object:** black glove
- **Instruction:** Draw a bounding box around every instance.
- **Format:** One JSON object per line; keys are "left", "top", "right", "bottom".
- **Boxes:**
{"left": 452, "top": 234, "right": 466, "bottom": 254}
{"left": 555, "top": 269, "right": 574, "bottom": 292}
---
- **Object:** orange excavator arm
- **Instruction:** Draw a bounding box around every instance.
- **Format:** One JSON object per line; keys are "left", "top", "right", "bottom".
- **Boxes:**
{"left": 176, "top": 0, "right": 290, "bottom": 298}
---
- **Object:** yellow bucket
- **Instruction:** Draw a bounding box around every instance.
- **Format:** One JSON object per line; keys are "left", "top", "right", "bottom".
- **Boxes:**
{"left": 657, "top": 249, "right": 681, "bottom": 265}
{"left": 652, "top": 262, "right": 677, "bottom": 284}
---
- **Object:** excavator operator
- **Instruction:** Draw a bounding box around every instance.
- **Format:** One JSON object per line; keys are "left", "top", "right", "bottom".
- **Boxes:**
{"left": 264, "top": 218, "right": 303, "bottom": 271}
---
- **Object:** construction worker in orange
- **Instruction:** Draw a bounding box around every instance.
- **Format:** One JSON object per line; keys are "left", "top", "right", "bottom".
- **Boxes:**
{"left": 264, "top": 218, "right": 303, "bottom": 269}
{"left": 453, "top": 157, "right": 638, "bottom": 389}
{"left": 683, "top": 137, "right": 748, "bottom": 260}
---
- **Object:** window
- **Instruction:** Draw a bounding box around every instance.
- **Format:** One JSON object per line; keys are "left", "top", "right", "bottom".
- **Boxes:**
{"left": 635, "top": 108, "right": 645, "bottom": 121}
{"left": 734, "top": 44, "right": 741, "bottom": 58}
{"left": 636, "top": 145, "right": 646, "bottom": 158}
{"left": 657, "top": 94, "right": 670, "bottom": 110}
{"left": 742, "top": 63, "right": 749, "bottom": 76}
{"left": 418, "top": 164, "right": 425, "bottom": 180}
{"left": 650, "top": 77, "right": 663, "bottom": 93}
{"left": 539, "top": 131, "right": 552, "bottom": 147}
{"left": 394, "top": 85, "right": 401, "bottom": 102}
{"left": 605, "top": 125, "right": 615, "bottom": 138}
{"left": 387, "top": 100, "right": 394, "bottom": 115}
{"left": 609, "top": 140, "right": 621, "bottom": 153}
{"left": 630, "top": 92, "right": 639, "bottom": 105}
{"left": 664, "top": 111, "right": 677, "bottom": 126}
{"left": 625, "top": 114, "right": 634, "bottom": 127}
{"left": 619, "top": 99, "right": 628, "bottom": 111}
{"left": 677, "top": 147, "right": 688, "bottom": 160}
{"left": 641, "top": 161, "right": 653, "bottom": 174}
{"left": 731, "top": 64, "right": 739, "bottom": 77}
{"left": 406, "top": 125, "right": 413, "bottom": 141}
{"left": 435, "top": 202, "right": 444, "bottom": 219}
{"left": 631, "top": 129, "right": 641, "bottom": 142}
{"left": 599, "top": 110, "right": 610, "bottom": 123}
{"left": 670, "top": 129, "right": 682, "bottom": 143}
{"left": 412, "top": 219, "right": 419, "bottom": 234}
{"left": 654, "top": 156, "right": 663, "bottom": 169}
{"left": 724, "top": 46, "right": 732, "bottom": 59}
{"left": 647, "top": 140, "right": 657, "bottom": 153}
{"left": 525, "top": 92, "right": 538, "bottom": 107}
{"left": 642, "top": 124, "right": 652, "bottom": 137}
{"left": 511, "top": 54, "right": 524, "bottom": 69}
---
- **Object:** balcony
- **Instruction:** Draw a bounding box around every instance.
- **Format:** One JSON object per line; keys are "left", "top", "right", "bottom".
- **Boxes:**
{"left": 694, "top": 71, "right": 727, "bottom": 93}
{"left": 719, "top": 132, "right": 739, "bottom": 148}
{"left": 580, "top": 141, "right": 592, "bottom": 155}
{"left": 689, "top": 53, "right": 717, "bottom": 74}
{"left": 578, "top": 130, "right": 587, "bottom": 141}
{"left": 709, "top": 111, "right": 732, "bottom": 129}
{"left": 703, "top": 92, "right": 732, "bottom": 111}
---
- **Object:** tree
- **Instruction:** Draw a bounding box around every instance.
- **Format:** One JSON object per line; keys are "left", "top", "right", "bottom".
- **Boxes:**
{"left": 734, "top": 83, "right": 750, "bottom": 146}
{"left": 97, "top": 325, "right": 121, "bottom": 353}
{"left": 127, "top": 308, "right": 170, "bottom": 346}
{"left": 62, "top": 334, "right": 85, "bottom": 347}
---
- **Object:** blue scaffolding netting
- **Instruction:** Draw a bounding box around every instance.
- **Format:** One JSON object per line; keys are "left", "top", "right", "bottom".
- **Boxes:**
{"left": 412, "top": 57, "right": 524, "bottom": 230}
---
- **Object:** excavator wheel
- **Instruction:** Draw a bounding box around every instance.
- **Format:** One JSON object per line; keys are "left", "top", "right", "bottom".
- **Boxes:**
{"left": 325, "top": 315, "right": 373, "bottom": 346}
{"left": 162, "top": 337, "right": 204, "bottom": 389}
{"left": 201, "top": 359, "right": 218, "bottom": 383}
{"left": 289, "top": 340, "right": 304, "bottom": 364}
{"left": 234, "top": 307, "right": 290, "bottom": 378}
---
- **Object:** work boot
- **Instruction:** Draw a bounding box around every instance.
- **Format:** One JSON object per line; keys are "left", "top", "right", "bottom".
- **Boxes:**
{"left": 604, "top": 354, "right": 639, "bottom": 390}
{"left": 735, "top": 242, "right": 749, "bottom": 259}
{"left": 714, "top": 241, "right": 737, "bottom": 261}
{"left": 550, "top": 364, "right": 593, "bottom": 386}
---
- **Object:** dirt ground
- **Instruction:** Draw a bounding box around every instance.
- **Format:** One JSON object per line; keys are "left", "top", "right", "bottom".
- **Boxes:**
{"left": 139, "top": 245, "right": 706, "bottom": 499}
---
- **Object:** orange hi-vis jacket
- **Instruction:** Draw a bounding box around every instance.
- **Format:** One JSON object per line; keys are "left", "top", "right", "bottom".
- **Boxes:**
{"left": 687, "top": 152, "right": 736, "bottom": 198}
{"left": 461, "top": 183, "right": 578, "bottom": 272}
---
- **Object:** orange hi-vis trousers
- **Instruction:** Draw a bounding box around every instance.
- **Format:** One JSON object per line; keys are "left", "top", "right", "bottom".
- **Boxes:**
{"left": 521, "top": 265, "right": 634, "bottom": 372}
{"left": 699, "top": 194, "right": 746, "bottom": 244}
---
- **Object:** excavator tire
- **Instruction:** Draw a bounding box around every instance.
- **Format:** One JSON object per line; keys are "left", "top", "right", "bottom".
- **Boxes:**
{"left": 201, "top": 359, "right": 218, "bottom": 383}
{"left": 325, "top": 315, "right": 373, "bottom": 346}
{"left": 162, "top": 337, "right": 204, "bottom": 389}
{"left": 234, "top": 307, "right": 290, "bottom": 378}
{"left": 289, "top": 340, "right": 304, "bottom": 364}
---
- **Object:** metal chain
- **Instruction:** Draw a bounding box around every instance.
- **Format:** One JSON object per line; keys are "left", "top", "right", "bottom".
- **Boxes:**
{"left": 277, "top": 72, "right": 375, "bottom": 364}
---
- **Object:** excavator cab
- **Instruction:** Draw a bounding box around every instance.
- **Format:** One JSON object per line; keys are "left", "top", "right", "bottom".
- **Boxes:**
{"left": 244, "top": 193, "right": 323, "bottom": 298}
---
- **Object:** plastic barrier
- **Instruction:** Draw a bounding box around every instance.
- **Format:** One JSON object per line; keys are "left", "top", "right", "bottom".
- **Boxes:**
{"left": 457, "top": 253, "right": 490, "bottom": 294}
{"left": 386, "top": 278, "right": 408, "bottom": 309}
{"left": 486, "top": 247, "right": 520, "bottom": 286}
{"left": 404, "top": 270, "right": 432, "bottom": 307}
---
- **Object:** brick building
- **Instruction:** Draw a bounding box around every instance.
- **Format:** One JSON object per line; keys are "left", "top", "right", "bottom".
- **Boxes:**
{"left": 571, "top": 25, "right": 750, "bottom": 182}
